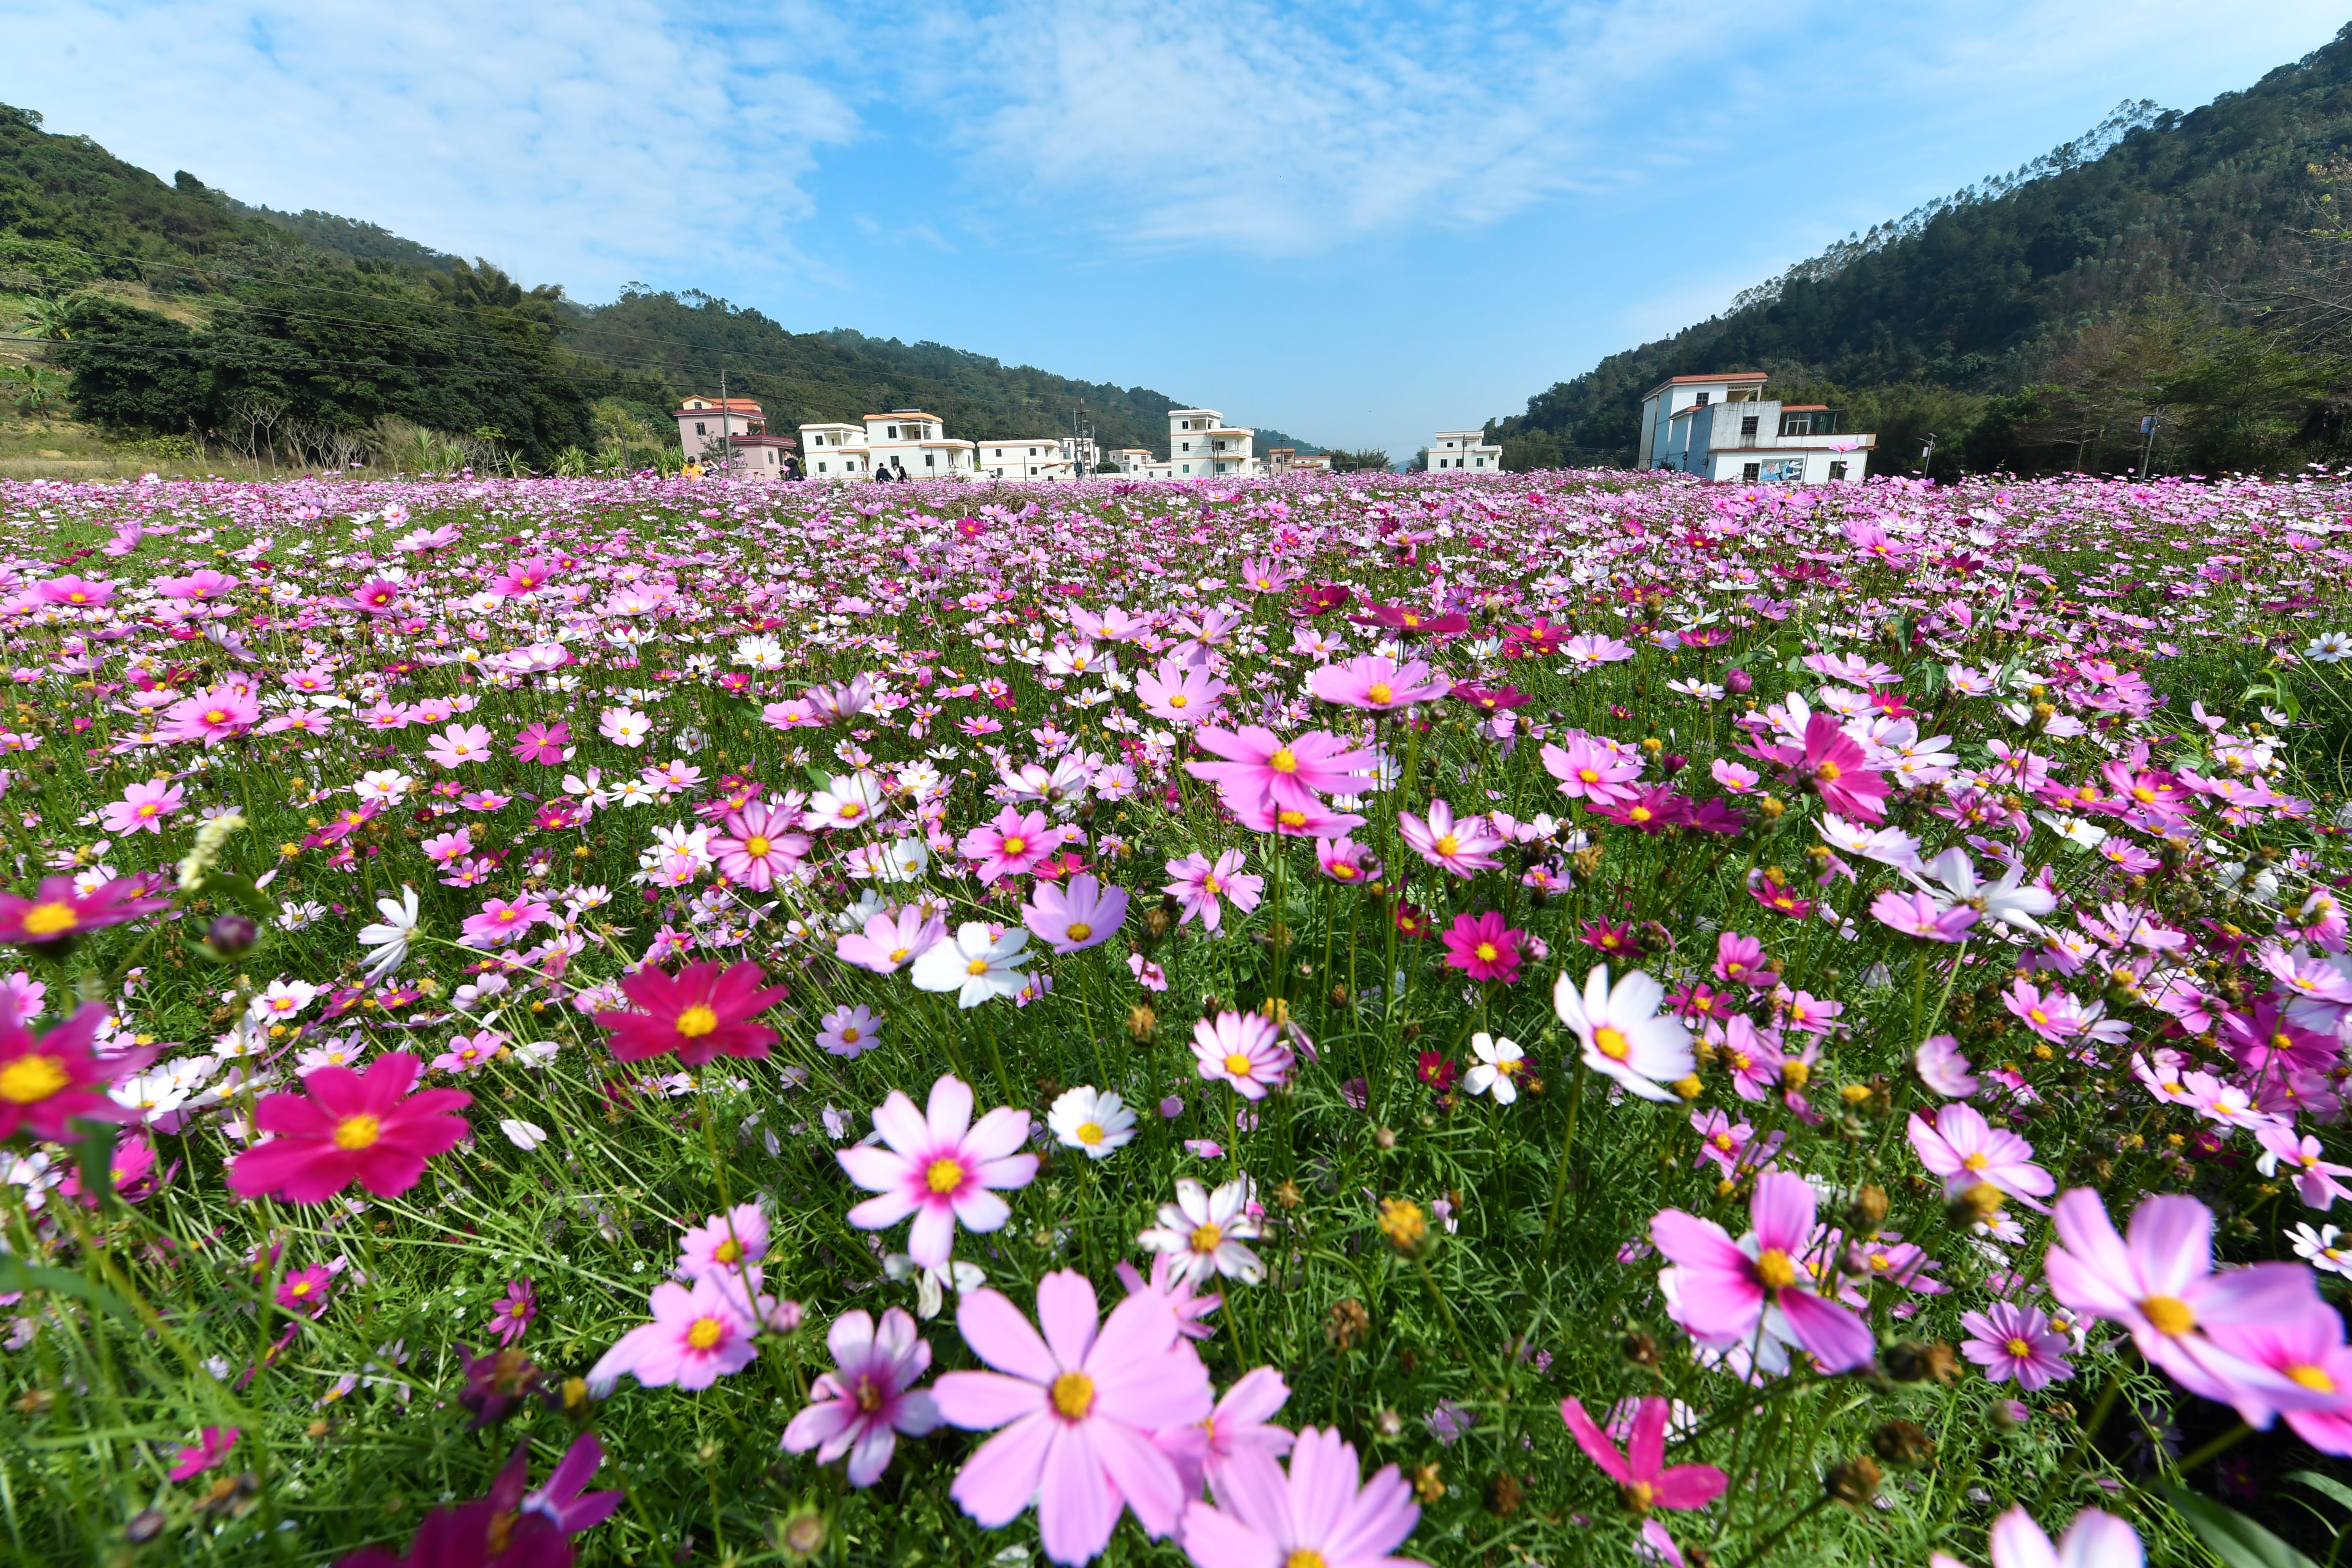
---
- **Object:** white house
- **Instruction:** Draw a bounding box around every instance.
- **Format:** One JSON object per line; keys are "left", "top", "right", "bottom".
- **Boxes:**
{"left": 979, "top": 440, "right": 1076, "bottom": 482}
{"left": 794, "top": 410, "right": 982, "bottom": 481}
{"left": 1636, "top": 373, "right": 1874, "bottom": 483}
{"left": 1105, "top": 447, "right": 1155, "bottom": 476}
{"left": 799, "top": 422, "right": 871, "bottom": 478}
{"left": 1429, "top": 430, "right": 1503, "bottom": 472}
{"left": 1150, "top": 408, "right": 1258, "bottom": 479}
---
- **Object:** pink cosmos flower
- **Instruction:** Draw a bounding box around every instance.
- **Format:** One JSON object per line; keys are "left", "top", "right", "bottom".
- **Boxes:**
{"left": 1560, "top": 1395, "right": 1726, "bottom": 1511}
{"left": 1191, "top": 1009, "right": 1293, "bottom": 1100}
{"left": 1914, "top": 1034, "right": 1978, "bottom": 1097}
{"left": 225, "top": 1053, "right": 471, "bottom": 1204}
{"left": 2044, "top": 1188, "right": 2320, "bottom": 1422}
{"left": 0, "top": 999, "right": 149, "bottom": 1141}
{"left": 160, "top": 685, "right": 259, "bottom": 746}
{"left": 1176, "top": 1426, "right": 1420, "bottom": 1568}
{"left": 2002, "top": 979, "right": 2086, "bottom": 1043}
{"left": 1959, "top": 1302, "right": 2075, "bottom": 1391}
{"left": 1541, "top": 732, "right": 1645, "bottom": 805}
{"left": 817, "top": 1003, "right": 883, "bottom": 1058}
{"left": 509, "top": 720, "right": 573, "bottom": 764}
{"left": 838, "top": 1075, "right": 1038, "bottom": 1269}
{"left": 1793, "top": 713, "right": 1889, "bottom": 822}
{"left": 1930, "top": 1506, "right": 2143, "bottom": 1568}
{"left": 1906, "top": 1103, "right": 2054, "bottom": 1211}
{"left": 459, "top": 895, "right": 551, "bottom": 947}
{"left": 1650, "top": 1171, "right": 1875, "bottom": 1372}
{"left": 1690, "top": 1108, "right": 1779, "bottom": 1177}
{"left": 1440, "top": 911, "right": 1524, "bottom": 983}
{"left": 960, "top": 806, "right": 1067, "bottom": 887}
{"left": 837, "top": 905, "right": 947, "bottom": 975}
{"left": 585, "top": 1275, "right": 760, "bottom": 1394}
{"left": 1871, "top": 889, "right": 1978, "bottom": 942}
{"left": 423, "top": 722, "right": 494, "bottom": 769}
{"left": 1024, "top": 874, "right": 1129, "bottom": 955}
{"left": 487, "top": 1279, "right": 536, "bottom": 1346}
{"left": 1315, "top": 836, "right": 1381, "bottom": 885}
{"left": 676, "top": 1202, "right": 769, "bottom": 1281}
{"left": 100, "top": 779, "right": 185, "bottom": 836}
{"left": 934, "top": 1271, "right": 1212, "bottom": 1566}
{"left": 1307, "top": 653, "right": 1450, "bottom": 711}
{"left": 1712, "top": 931, "right": 1777, "bottom": 990}
{"left": 169, "top": 1425, "right": 240, "bottom": 1482}
{"left": 1184, "top": 725, "right": 1378, "bottom": 817}
{"left": 711, "top": 800, "right": 809, "bottom": 891}
{"left": 781, "top": 1306, "right": 942, "bottom": 1487}
{"left": 1156, "top": 1365, "right": 1294, "bottom": 1498}
{"left": 1228, "top": 793, "right": 1368, "bottom": 838}
{"left": 596, "top": 959, "right": 785, "bottom": 1066}
{"left": 1136, "top": 656, "right": 1230, "bottom": 725}
{"left": 38, "top": 575, "right": 115, "bottom": 607}
{"left": 2256, "top": 1124, "right": 2352, "bottom": 1210}
{"left": 1165, "top": 849, "right": 1263, "bottom": 934}
{"left": 1560, "top": 632, "right": 1635, "bottom": 669}
{"left": 1398, "top": 797, "right": 1505, "bottom": 877}
{"left": 2206, "top": 1298, "right": 2352, "bottom": 1453}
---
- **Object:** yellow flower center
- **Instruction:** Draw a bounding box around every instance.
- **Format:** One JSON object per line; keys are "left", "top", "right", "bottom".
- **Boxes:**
{"left": 1753, "top": 1248, "right": 1799, "bottom": 1290}
{"left": 1287, "top": 1552, "right": 1329, "bottom": 1568}
{"left": 838, "top": 802, "right": 863, "bottom": 819}
{"left": 1711, "top": 1132, "right": 1734, "bottom": 1151}
{"left": 887, "top": 946, "right": 910, "bottom": 964}
{"left": 1076, "top": 1121, "right": 1105, "bottom": 1146}
{"left": 1367, "top": 682, "right": 1394, "bottom": 705}
{"left": 1592, "top": 1025, "right": 1630, "bottom": 1060}
{"left": 676, "top": 1004, "right": 720, "bottom": 1038}
{"left": 1066, "top": 923, "right": 1092, "bottom": 942}
{"left": 1168, "top": 693, "right": 1189, "bottom": 708}
{"left": 1474, "top": 942, "right": 1498, "bottom": 963}
{"left": 1278, "top": 809, "right": 1307, "bottom": 828}
{"left": 2141, "top": 1295, "right": 2195, "bottom": 1336}
{"left": 1332, "top": 864, "right": 1356, "bottom": 879}
{"left": 966, "top": 957, "right": 991, "bottom": 977}
{"left": 20, "top": 902, "right": 78, "bottom": 938}
{"left": 856, "top": 1374, "right": 885, "bottom": 1412}
{"left": 745, "top": 835, "right": 770, "bottom": 857}
{"left": 2005, "top": 1337, "right": 2034, "bottom": 1358}
{"left": 1962, "top": 1151, "right": 1989, "bottom": 1171}
{"left": 1223, "top": 1052, "right": 1253, "bottom": 1078}
{"left": 1050, "top": 1370, "right": 1095, "bottom": 1420}
{"left": 686, "top": 1317, "right": 726, "bottom": 1350}
{"left": 1815, "top": 760, "right": 1842, "bottom": 781}
{"left": 926, "top": 1158, "right": 965, "bottom": 1194}
{"left": 290, "top": 1280, "right": 313, "bottom": 1296}
{"left": 0, "top": 1054, "right": 68, "bottom": 1105}
{"left": 1269, "top": 748, "right": 1298, "bottom": 772}
{"left": 2290, "top": 1364, "right": 2336, "bottom": 1393}
{"left": 1189, "top": 1222, "right": 1223, "bottom": 1254}
{"left": 334, "top": 1114, "right": 381, "bottom": 1151}
{"left": 715, "top": 1239, "right": 742, "bottom": 1263}
{"left": 1433, "top": 833, "right": 1459, "bottom": 856}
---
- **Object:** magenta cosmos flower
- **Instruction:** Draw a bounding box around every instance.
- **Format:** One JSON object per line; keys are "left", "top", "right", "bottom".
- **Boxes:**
{"left": 837, "top": 1074, "right": 1038, "bottom": 1269}
{"left": 1794, "top": 713, "right": 1889, "bottom": 822}
{"left": 781, "top": 1306, "right": 942, "bottom": 1487}
{"left": 1440, "top": 911, "right": 1525, "bottom": 983}
{"left": 1958, "top": 1301, "right": 2074, "bottom": 1391}
{"left": 1177, "top": 1426, "right": 1421, "bottom": 1568}
{"left": 0, "top": 1000, "right": 149, "bottom": 1142}
{"left": 2044, "top": 1188, "right": 2320, "bottom": 1422}
{"left": 587, "top": 1274, "right": 760, "bottom": 1394}
{"left": 1192, "top": 1009, "right": 1293, "bottom": 1100}
{"left": 1651, "top": 1171, "right": 1875, "bottom": 1372}
{"left": 1184, "top": 725, "right": 1377, "bottom": 817}
{"left": 226, "top": 1053, "right": 472, "bottom": 1204}
{"left": 1906, "top": 1103, "right": 2054, "bottom": 1211}
{"left": 1561, "top": 1395, "right": 1726, "bottom": 1511}
{"left": 959, "top": 806, "right": 1069, "bottom": 886}
{"left": 594, "top": 959, "right": 786, "bottom": 1066}
{"left": 1023, "top": 874, "right": 1130, "bottom": 955}
{"left": 711, "top": 801, "right": 809, "bottom": 891}
{"left": 934, "top": 1271, "right": 1212, "bottom": 1566}
{"left": 0, "top": 874, "right": 172, "bottom": 947}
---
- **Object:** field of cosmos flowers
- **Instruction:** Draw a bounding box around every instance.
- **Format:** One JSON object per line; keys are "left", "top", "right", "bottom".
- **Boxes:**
{"left": 0, "top": 465, "right": 2349, "bottom": 1568}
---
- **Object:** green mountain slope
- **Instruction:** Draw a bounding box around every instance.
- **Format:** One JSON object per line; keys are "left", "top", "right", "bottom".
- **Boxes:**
{"left": 0, "top": 102, "right": 1314, "bottom": 466}
{"left": 1492, "top": 24, "right": 2352, "bottom": 477}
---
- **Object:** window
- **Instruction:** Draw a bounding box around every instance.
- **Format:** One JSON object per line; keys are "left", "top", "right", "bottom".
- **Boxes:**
{"left": 925, "top": 453, "right": 936, "bottom": 468}
{"left": 1180, "top": 441, "right": 1189, "bottom": 452}
{"left": 694, "top": 422, "right": 707, "bottom": 435}
{"left": 1829, "top": 460, "right": 1848, "bottom": 481}
{"left": 817, "top": 461, "right": 827, "bottom": 473}
{"left": 1741, "top": 462, "right": 1761, "bottom": 481}
{"left": 1693, "top": 392, "right": 1710, "bottom": 406}
{"left": 1740, "top": 416, "right": 1759, "bottom": 436}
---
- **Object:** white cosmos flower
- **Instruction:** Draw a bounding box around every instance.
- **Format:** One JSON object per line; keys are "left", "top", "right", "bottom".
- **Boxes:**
{"left": 908, "top": 921, "right": 1031, "bottom": 1008}
{"left": 498, "top": 1119, "right": 548, "bottom": 1151}
{"left": 1046, "top": 1085, "right": 1136, "bottom": 1159}
{"left": 1137, "top": 1176, "right": 1262, "bottom": 1285}
{"left": 1460, "top": 1032, "right": 1526, "bottom": 1104}
{"left": 1815, "top": 812, "right": 1922, "bottom": 871}
{"left": 1906, "top": 847, "right": 2056, "bottom": 936}
{"left": 2306, "top": 632, "right": 2352, "bottom": 664}
{"left": 1553, "top": 964, "right": 1693, "bottom": 1102}
{"left": 357, "top": 885, "right": 421, "bottom": 983}
{"left": 807, "top": 772, "right": 887, "bottom": 831}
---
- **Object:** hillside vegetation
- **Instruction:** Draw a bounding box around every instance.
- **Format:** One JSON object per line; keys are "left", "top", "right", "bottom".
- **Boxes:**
{"left": 1491, "top": 24, "right": 2352, "bottom": 479}
{"left": 0, "top": 103, "right": 1311, "bottom": 471}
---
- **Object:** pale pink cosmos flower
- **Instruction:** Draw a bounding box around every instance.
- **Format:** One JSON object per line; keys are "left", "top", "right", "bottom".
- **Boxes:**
{"left": 2044, "top": 1188, "right": 2319, "bottom": 1422}
{"left": 1116, "top": 1252, "right": 1221, "bottom": 1341}
{"left": 1156, "top": 1365, "right": 1294, "bottom": 1499}
{"left": 1650, "top": 1171, "right": 1876, "bottom": 1373}
{"left": 2206, "top": 1298, "right": 2352, "bottom": 1453}
{"left": 2256, "top": 1124, "right": 2352, "bottom": 1210}
{"left": 1398, "top": 797, "right": 1505, "bottom": 878}
{"left": 1560, "top": 632, "right": 1636, "bottom": 669}
{"left": 934, "top": 1271, "right": 1212, "bottom": 1566}
{"left": 596, "top": 705, "right": 651, "bottom": 748}
{"left": 837, "top": 1075, "right": 1038, "bottom": 1269}
{"left": 1930, "top": 1506, "right": 2143, "bottom": 1568}
{"left": 1191, "top": 1010, "right": 1292, "bottom": 1100}
{"left": 1541, "top": 732, "right": 1645, "bottom": 805}
{"left": 2002, "top": 979, "right": 2086, "bottom": 1043}
{"left": 1023, "top": 874, "right": 1129, "bottom": 955}
{"left": 423, "top": 723, "right": 494, "bottom": 769}
{"left": 1871, "top": 889, "right": 1978, "bottom": 942}
{"left": 1907, "top": 1103, "right": 2054, "bottom": 1211}
{"left": 780, "top": 1307, "right": 942, "bottom": 1488}
{"left": 836, "top": 906, "right": 946, "bottom": 975}
{"left": 1314, "top": 836, "right": 1381, "bottom": 886}
{"left": 1184, "top": 725, "right": 1377, "bottom": 817}
{"left": 959, "top": 806, "right": 1067, "bottom": 886}
{"left": 101, "top": 779, "right": 185, "bottom": 836}
{"left": 1959, "top": 1301, "right": 2074, "bottom": 1391}
{"left": 160, "top": 685, "right": 259, "bottom": 747}
{"left": 1136, "top": 656, "right": 1230, "bottom": 725}
{"left": 1307, "top": 653, "right": 1449, "bottom": 712}
{"left": 676, "top": 1202, "right": 769, "bottom": 1282}
{"left": 1555, "top": 965, "right": 1694, "bottom": 1103}
{"left": 1177, "top": 1426, "right": 1421, "bottom": 1568}
{"left": 585, "top": 1274, "right": 759, "bottom": 1394}
{"left": 1138, "top": 1176, "right": 1264, "bottom": 1285}
{"left": 1165, "top": 850, "right": 1263, "bottom": 934}
{"left": 817, "top": 1004, "right": 883, "bottom": 1059}
{"left": 460, "top": 895, "right": 549, "bottom": 948}
{"left": 1914, "top": 1034, "right": 1978, "bottom": 1097}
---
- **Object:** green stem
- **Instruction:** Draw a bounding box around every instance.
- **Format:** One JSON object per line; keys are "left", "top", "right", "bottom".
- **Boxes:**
{"left": 1537, "top": 1053, "right": 1591, "bottom": 1266}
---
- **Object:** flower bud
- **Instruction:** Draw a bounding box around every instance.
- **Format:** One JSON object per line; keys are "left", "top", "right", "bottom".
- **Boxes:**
{"left": 204, "top": 913, "right": 258, "bottom": 956}
{"left": 1882, "top": 1339, "right": 1957, "bottom": 1385}
{"left": 1725, "top": 667, "right": 1753, "bottom": 695}
{"left": 1377, "top": 1196, "right": 1429, "bottom": 1255}
{"left": 1845, "top": 1183, "right": 1889, "bottom": 1235}
{"left": 1870, "top": 1419, "right": 1936, "bottom": 1469}
{"left": 1824, "top": 1455, "right": 1882, "bottom": 1510}
{"left": 1622, "top": 1330, "right": 1659, "bottom": 1367}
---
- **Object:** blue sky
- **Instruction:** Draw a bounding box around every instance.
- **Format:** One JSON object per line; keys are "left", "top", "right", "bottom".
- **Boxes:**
{"left": 5, "top": 2, "right": 2347, "bottom": 456}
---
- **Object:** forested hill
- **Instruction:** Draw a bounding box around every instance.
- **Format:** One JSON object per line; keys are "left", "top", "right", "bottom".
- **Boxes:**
{"left": 1491, "top": 24, "right": 2352, "bottom": 479}
{"left": 0, "top": 102, "right": 1315, "bottom": 466}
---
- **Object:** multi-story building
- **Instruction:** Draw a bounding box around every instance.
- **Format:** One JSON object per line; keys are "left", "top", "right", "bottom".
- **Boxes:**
{"left": 1059, "top": 435, "right": 1100, "bottom": 474}
{"left": 1265, "top": 447, "right": 1333, "bottom": 476}
{"left": 1636, "top": 373, "right": 1874, "bottom": 483}
{"left": 1105, "top": 447, "right": 1155, "bottom": 476}
{"left": 792, "top": 410, "right": 982, "bottom": 481}
{"left": 1428, "top": 430, "right": 1503, "bottom": 472}
{"left": 1142, "top": 409, "right": 1258, "bottom": 479}
{"left": 798, "top": 422, "right": 871, "bottom": 478}
{"left": 978, "top": 440, "right": 1076, "bottom": 482}
{"left": 675, "top": 397, "right": 799, "bottom": 478}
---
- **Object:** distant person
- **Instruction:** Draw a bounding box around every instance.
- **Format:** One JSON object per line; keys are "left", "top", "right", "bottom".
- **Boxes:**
{"left": 891, "top": 457, "right": 910, "bottom": 482}
{"left": 782, "top": 452, "right": 804, "bottom": 480}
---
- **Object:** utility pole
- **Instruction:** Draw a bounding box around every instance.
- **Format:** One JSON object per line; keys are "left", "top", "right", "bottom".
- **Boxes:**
{"left": 2137, "top": 414, "right": 2159, "bottom": 480}
{"left": 1918, "top": 431, "right": 1936, "bottom": 476}
{"left": 719, "top": 364, "right": 733, "bottom": 477}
